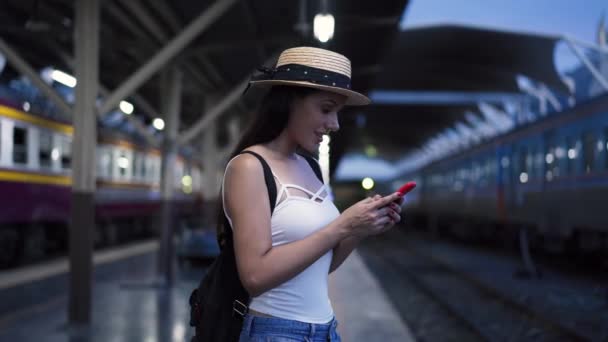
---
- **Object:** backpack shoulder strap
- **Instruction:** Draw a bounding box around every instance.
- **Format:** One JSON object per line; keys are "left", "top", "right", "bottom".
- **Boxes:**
{"left": 238, "top": 150, "right": 277, "bottom": 214}
{"left": 300, "top": 154, "right": 324, "bottom": 183}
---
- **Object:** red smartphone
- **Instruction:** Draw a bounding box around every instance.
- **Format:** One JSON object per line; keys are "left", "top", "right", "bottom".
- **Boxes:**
{"left": 397, "top": 181, "right": 416, "bottom": 195}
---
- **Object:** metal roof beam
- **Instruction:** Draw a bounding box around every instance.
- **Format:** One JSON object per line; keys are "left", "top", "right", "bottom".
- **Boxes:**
{"left": 241, "top": 0, "right": 265, "bottom": 61}
{"left": 195, "top": 56, "right": 225, "bottom": 87}
{"left": 0, "top": 37, "right": 72, "bottom": 116}
{"left": 122, "top": 1, "right": 169, "bottom": 43}
{"left": 98, "top": 86, "right": 158, "bottom": 146}
{"left": 112, "top": 0, "right": 214, "bottom": 90}
{"left": 564, "top": 38, "right": 608, "bottom": 91}
{"left": 177, "top": 51, "right": 279, "bottom": 146}
{"left": 147, "top": 1, "right": 182, "bottom": 33}
{"left": 478, "top": 102, "right": 514, "bottom": 133}
{"left": 99, "top": 0, "right": 238, "bottom": 115}
{"left": 51, "top": 46, "right": 159, "bottom": 145}
{"left": 177, "top": 76, "right": 249, "bottom": 146}
{"left": 105, "top": 1, "right": 153, "bottom": 42}
{"left": 145, "top": 1, "right": 220, "bottom": 89}
{"left": 184, "top": 35, "right": 293, "bottom": 57}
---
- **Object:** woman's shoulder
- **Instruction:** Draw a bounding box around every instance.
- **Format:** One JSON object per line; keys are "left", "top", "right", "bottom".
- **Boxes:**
{"left": 225, "top": 146, "right": 270, "bottom": 177}
{"left": 223, "top": 154, "right": 266, "bottom": 199}
{"left": 226, "top": 152, "right": 261, "bottom": 173}
{"left": 241, "top": 144, "right": 270, "bottom": 158}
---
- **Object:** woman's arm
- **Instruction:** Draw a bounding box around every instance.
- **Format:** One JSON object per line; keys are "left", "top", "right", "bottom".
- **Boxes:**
{"left": 225, "top": 155, "right": 350, "bottom": 297}
{"left": 328, "top": 235, "right": 363, "bottom": 274}
{"left": 328, "top": 196, "right": 403, "bottom": 274}
{"left": 226, "top": 155, "right": 402, "bottom": 297}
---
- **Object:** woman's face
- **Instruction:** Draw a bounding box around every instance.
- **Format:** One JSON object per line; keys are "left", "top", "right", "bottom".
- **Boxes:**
{"left": 287, "top": 90, "right": 346, "bottom": 153}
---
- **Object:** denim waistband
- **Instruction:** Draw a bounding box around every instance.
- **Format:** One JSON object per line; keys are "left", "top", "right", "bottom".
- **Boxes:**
{"left": 241, "top": 314, "right": 339, "bottom": 341}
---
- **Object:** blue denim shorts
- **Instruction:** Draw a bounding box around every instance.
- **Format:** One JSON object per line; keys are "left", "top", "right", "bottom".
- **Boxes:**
{"left": 238, "top": 314, "right": 342, "bottom": 342}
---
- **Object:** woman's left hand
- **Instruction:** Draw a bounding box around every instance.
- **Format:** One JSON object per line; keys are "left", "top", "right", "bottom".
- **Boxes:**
{"left": 369, "top": 194, "right": 403, "bottom": 235}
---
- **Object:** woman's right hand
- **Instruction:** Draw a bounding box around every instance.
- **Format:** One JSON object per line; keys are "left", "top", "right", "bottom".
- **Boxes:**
{"left": 338, "top": 192, "right": 403, "bottom": 238}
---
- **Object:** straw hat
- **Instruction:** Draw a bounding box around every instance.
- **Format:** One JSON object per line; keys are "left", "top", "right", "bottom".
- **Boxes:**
{"left": 248, "top": 47, "right": 371, "bottom": 106}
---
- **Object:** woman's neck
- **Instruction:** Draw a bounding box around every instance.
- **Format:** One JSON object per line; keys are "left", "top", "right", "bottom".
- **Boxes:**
{"left": 263, "top": 132, "right": 299, "bottom": 160}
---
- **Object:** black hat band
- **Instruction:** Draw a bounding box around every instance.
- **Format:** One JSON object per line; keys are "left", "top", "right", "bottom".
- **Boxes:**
{"left": 251, "top": 63, "right": 352, "bottom": 90}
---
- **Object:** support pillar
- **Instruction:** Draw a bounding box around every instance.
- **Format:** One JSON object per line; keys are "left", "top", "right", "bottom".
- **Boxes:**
{"left": 157, "top": 68, "right": 182, "bottom": 286}
{"left": 515, "top": 226, "right": 541, "bottom": 278}
{"left": 202, "top": 121, "right": 220, "bottom": 199}
{"left": 69, "top": 0, "right": 99, "bottom": 326}
{"left": 224, "top": 115, "right": 242, "bottom": 158}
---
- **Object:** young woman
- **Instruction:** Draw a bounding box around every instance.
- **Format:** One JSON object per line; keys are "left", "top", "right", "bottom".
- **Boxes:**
{"left": 221, "top": 47, "right": 404, "bottom": 342}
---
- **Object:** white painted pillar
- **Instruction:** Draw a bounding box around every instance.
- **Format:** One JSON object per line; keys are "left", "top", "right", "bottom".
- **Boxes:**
{"left": 69, "top": 0, "right": 99, "bottom": 326}
{"left": 157, "top": 68, "right": 182, "bottom": 286}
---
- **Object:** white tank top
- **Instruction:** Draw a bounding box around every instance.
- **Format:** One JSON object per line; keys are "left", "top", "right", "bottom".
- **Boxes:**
{"left": 222, "top": 154, "right": 340, "bottom": 324}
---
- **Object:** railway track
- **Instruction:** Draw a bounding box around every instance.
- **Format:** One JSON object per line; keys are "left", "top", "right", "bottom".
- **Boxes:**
{"left": 359, "top": 232, "right": 591, "bottom": 342}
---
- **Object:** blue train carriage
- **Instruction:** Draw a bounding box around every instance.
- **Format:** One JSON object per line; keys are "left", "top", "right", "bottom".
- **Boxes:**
{"left": 532, "top": 96, "right": 608, "bottom": 251}
{"left": 396, "top": 94, "right": 608, "bottom": 253}
{"left": 502, "top": 95, "right": 608, "bottom": 251}
{"left": 0, "top": 101, "right": 203, "bottom": 268}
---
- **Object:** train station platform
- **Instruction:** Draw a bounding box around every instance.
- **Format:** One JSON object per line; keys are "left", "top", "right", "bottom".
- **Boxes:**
{"left": 0, "top": 241, "right": 416, "bottom": 342}
{"left": 330, "top": 251, "right": 416, "bottom": 341}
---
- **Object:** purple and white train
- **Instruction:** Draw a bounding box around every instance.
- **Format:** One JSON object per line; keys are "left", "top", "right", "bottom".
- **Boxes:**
{"left": 0, "top": 101, "right": 203, "bottom": 267}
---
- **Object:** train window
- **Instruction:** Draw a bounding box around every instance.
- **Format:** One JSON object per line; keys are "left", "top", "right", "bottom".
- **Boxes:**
{"left": 582, "top": 131, "right": 595, "bottom": 173}
{"left": 471, "top": 162, "right": 479, "bottom": 183}
{"left": 534, "top": 150, "right": 543, "bottom": 179}
{"left": 485, "top": 158, "right": 493, "bottom": 185}
{"left": 605, "top": 128, "right": 608, "bottom": 169}
{"left": 518, "top": 147, "right": 528, "bottom": 183}
{"left": 61, "top": 137, "right": 71, "bottom": 169}
{"left": 146, "top": 158, "right": 153, "bottom": 183}
{"left": 526, "top": 149, "right": 534, "bottom": 179}
{"left": 155, "top": 158, "right": 161, "bottom": 183}
{"left": 132, "top": 153, "right": 139, "bottom": 180}
{"left": 141, "top": 155, "right": 147, "bottom": 181}
{"left": 39, "top": 130, "right": 52, "bottom": 168}
{"left": 526, "top": 151, "right": 533, "bottom": 172}
{"left": 565, "top": 137, "right": 575, "bottom": 175}
{"left": 97, "top": 148, "right": 112, "bottom": 179}
{"left": 118, "top": 152, "right": 128, "bottom": 177}
{"left": 544, "top": 133, "right": 561, "bottom": 181}
{"left": 13, "top": 126, "right": 27, "bottom": 164}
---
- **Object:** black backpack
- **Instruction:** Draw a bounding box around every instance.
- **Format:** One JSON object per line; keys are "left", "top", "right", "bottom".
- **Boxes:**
{"left": 189, "top": 150, "right": 324, "bottom": 342}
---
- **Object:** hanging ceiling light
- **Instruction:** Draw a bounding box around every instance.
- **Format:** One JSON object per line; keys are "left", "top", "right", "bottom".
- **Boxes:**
{"left": 51, "top": 69, "right": 77, "bottom": 87}
{"left": 153, "top": 118, "right": 165, "bottom": 131}
{"left": 314, "top": 0, "right": 334, "bottom": 43}
{"left": 314, "top": 13, "right": 334, "bottom": 43}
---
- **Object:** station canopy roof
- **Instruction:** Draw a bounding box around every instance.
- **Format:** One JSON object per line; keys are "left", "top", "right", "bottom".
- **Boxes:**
{"left": 0, "top": 2, "right": 572, "bottom": 174}
{"left": 375, "top": 24, "right": 566, "bottom": 93}
{"left": 0, "top": 0, "right": 408, "bottom": 162}
{"left": 340, "top": 24, "right": 569, "bottom": 163}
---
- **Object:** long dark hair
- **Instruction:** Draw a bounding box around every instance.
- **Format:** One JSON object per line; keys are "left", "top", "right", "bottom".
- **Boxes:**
{"left": 216, "top": 86, "right": 317, "bottom": 247}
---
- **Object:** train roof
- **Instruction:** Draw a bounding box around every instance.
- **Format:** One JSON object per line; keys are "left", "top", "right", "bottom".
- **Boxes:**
{"left": 420, "top": 93, "right": 608, "bottom": 171}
